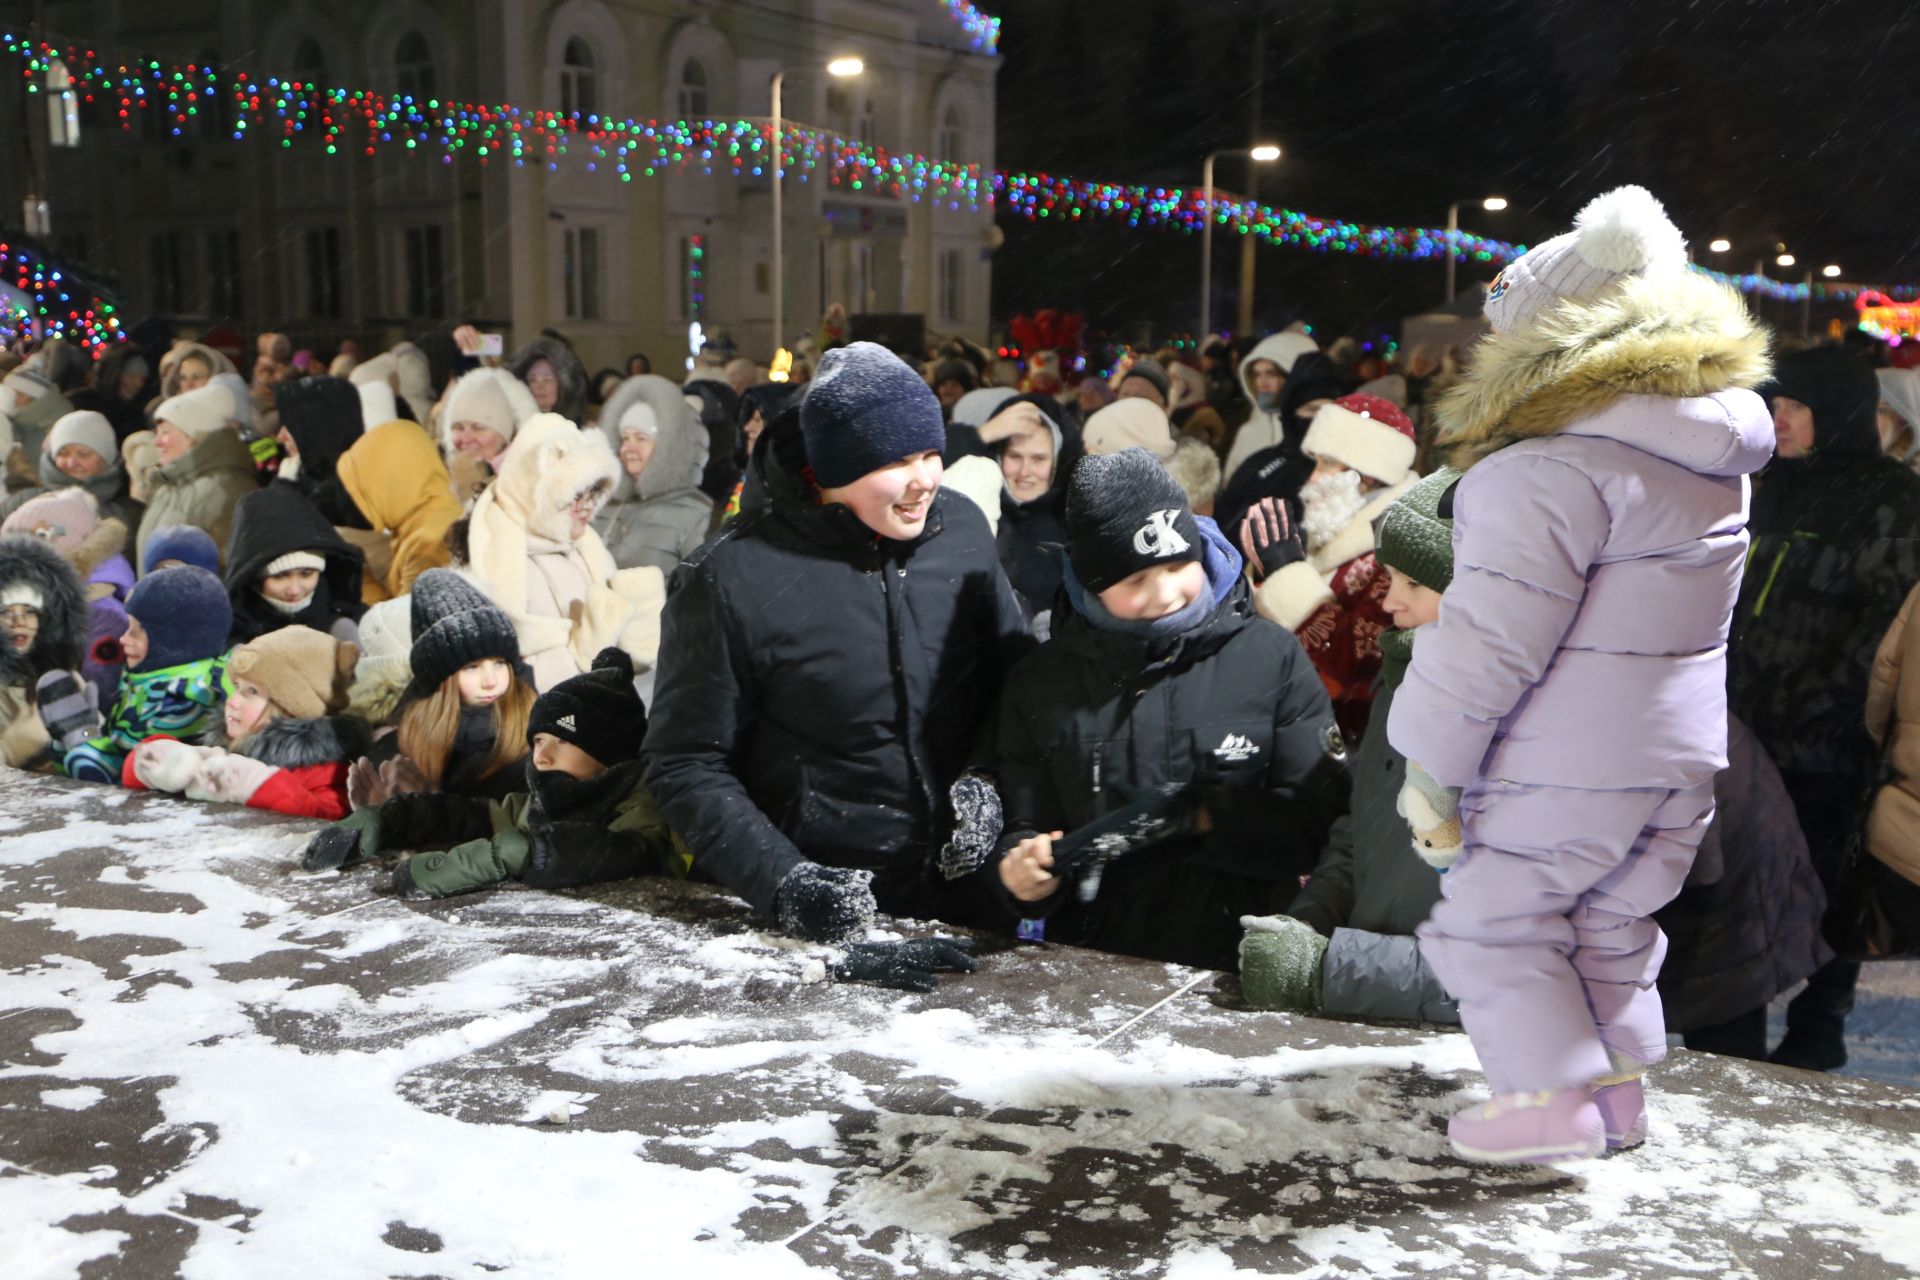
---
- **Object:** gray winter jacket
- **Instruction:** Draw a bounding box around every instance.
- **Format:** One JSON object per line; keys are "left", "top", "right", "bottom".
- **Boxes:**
{"left": 592, "top": 375, "right": 715, "bottom": 576}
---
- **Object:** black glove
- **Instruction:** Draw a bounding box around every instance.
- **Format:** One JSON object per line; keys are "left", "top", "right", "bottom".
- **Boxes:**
{"left": 774, "top": 862, "right": 877, "bottom": 943}
{"left": 831, "top": 936, "right": 977, "bottom": 993}
{"left": 389, "top": 857, "right": 417, "bottom": 896}
{"left": 301, "top": 824, "right": 366, "bottom": 872}
{"left": 1237, "top": 496, "right": 1307, "bottom": 582}
{"left": 1050, "top": 783, "right": 1195, "bottom": 903}
{"left": 939, "top": 770, "right": 1004, "bottom": 881}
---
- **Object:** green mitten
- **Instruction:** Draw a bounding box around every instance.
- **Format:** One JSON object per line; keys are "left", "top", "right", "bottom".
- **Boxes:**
{"left": 301, "top": 807, "right": 385, "bottom": 872}
{"left": 1238, "top": 914, "right": 1329, "bottom": 1012}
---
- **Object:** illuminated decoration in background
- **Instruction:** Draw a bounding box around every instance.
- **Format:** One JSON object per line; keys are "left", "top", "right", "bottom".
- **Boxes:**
{"left": 942, "top": 1, "right": 1002, "bottom": 54}
{"left": 768, "top": 347, "right": 794, "bottom": 383}
{"left": 1857, "top": 291, "right": 1920, "bottom": 346}
{"left": 0, "top": 238, "right": 121, "bottom": 350}
{"left": 684, "top": 233, "right": 705, "bottom": 372}
{"left": 8, "top": 32, "right": 1920, "bottom": 309}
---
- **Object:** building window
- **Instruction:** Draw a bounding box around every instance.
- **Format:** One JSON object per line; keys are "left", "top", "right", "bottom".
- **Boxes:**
{"left": 937, "top": 105, "right": 964, "bottom": 165}
{"left": 938, "top": 248, "right": 964, "bottom": 323}
{"left": 676, "top": 59, "right": 708, "bottom": 120}
{"left": 395, "top": 30, "right": 435, "bottom": 101}
{"left": 304, "top": 227, "right": 343, "bottom": 319}
{"left": 560, "top": 38, "right": 597, "bottom": 118}
{"left": 150, "top": 232, "right": 187, "bottom": 313}
{"left": 206, "top": 230, "right": 243, "bottom": 318}
{"left": 47, "top": 59, "right": 80, "bottom": 148}
{"left": 291, "top": 37, "right": 327, "bottom": 87}
{"left": 563, "top": 226, "right": 602, "bottom": 321}
{"left": 404, "top": 225, "right": 446, "bottom": 317}
{"left": 857, "top": 95, "right": 877, "bottom": 148}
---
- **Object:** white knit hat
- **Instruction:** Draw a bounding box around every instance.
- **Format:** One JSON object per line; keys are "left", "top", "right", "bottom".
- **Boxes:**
{"left": 263, "top": 551, "right": 328, "bottom": 578}
{"left": 1, "top": 582, "right": 46, "bottom": 610}
{"left": 1483, "top": 185, "right": 1689, "bottom": 336}
{"left": 1082, "top": 397, "right": 1176, "bottom": 460}
{"left": 47, "top": 410, "right": 118, "bottom": 463}
{"left": 446, "top": 372, "right": 519, "bottom": 439}
{"left": 154, "top": 384, "right": 235, "bottom": 441}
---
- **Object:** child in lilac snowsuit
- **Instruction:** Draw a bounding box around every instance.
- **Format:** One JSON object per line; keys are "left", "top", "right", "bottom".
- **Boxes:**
{"left": 1387, "top": 186, "right": 1775, "bottom": 1163}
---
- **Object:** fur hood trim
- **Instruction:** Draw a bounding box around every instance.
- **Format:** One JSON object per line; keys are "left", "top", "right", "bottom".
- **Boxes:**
{"left": 1436, "top": 270, "right": 1771, "bottom": 469}
{"left": 487, "top": 414, "right": 620, "bottom": 544}
{"left": 235, "top": 714, "right": 374, "bottom": 768}
{"left": 0, "top": 533, "right": 91, "bottom": 683}
{"left": 68, "top": 516, "right": 129, "bottom": 583}
{"left": 597, "top": 374, "right": 709, "bottom": 502}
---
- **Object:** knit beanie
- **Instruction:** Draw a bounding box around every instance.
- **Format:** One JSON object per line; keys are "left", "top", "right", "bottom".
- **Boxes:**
{"left": 141, "top": 525, "right": 221, "bottom": 577}
{"left": 801, "top": 341, "right": 948, "bottom": 489}
{"left": 617, "top": 399, "right": 660, "bottom": 437}
{"left": 1301, "top": 393, "right": 1418, "bottom": 486}
{"left": 262, "top": 551, "right": 329, "bottom": 579}
{"left": 125, "top": 566, "right": 233, "bottom": 672}
{"left": 47, "top": 410, "right": 117, "bottom": 464}
{"left": 1065, "top": 446, "right": 1203, "bottom": 593}
{"left": 1376, "top": 467, "right": 1463, "bottom": 592}
{"left": 528, "top": 646, "right": 645, "bottom": 767}
{"left": 153, "top": 383, "right": 234, "bottom": 441}
{"left": 1483, "top": 185, "right": 1688, "bottom": 337}
{"left": 950, "top": 386, "right": 1019, "bottom": 429}
{"left": 228, "top": 625, "right": 357, "bottom": 720}
{"left": 1119, "top": 357, "right": 1173, "bottom": 407}
{"left": 930, "top": 357, "right": 978, "bottom": 392}
{"left": 445, "top": 370, "right": 520, "bottom": 441}
{"left": 407, "top": 568, "right": 520, "bottom": 696}
{"left": 1762, "top": 345, "right": 1882, "bottom": 459}
{"left": 1082, "top": 397, "right": 1176, "bottom": 460}
{"left": 2, "top": 487, "right": 99, "bottom": 555}
{"left": 1, "top": 580, "right": 44, "bottom": 610}
{"left": 3, "top": 368, "right": 53, "bottom": 402}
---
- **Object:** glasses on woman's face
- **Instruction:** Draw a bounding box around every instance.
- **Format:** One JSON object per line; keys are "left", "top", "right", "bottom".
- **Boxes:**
{"left": 0, "top": 605, "right": 39, "bottom": 627}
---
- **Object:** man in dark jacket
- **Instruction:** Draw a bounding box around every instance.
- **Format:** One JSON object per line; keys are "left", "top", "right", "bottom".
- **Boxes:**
{"left": 223, "top": 484, "right": 366, "bottom": 645}
{"left": 988, "top": 448, "right": 1349, "bottom": 970}
{"left": 1728, "top": 344, "right": 1920, "bottom": 1070}
{"left": 1213, "top": 352, "right": 1350, "bottom": 539}
{"left": 645, "top": 342, "right": 1034, "bottom": 944}
{"left": 991, "top": 394, "right": 1082, "bottom": 622}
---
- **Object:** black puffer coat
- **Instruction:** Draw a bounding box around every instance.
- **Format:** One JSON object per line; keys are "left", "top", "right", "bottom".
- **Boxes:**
{"left": 644, "top": 412, "right": 1034, "bottom": 916}
{"left": 223, "top": 483, "right": 367, "bottom": 644}
{"left": 1214, "top": 352, "right": 1350, "bottom": 536}
{"left": 991, "top": 394, "right": 1083, "bottom": 618}
{"left": 989, "top": 526, "right": 1350, "bottom": 969}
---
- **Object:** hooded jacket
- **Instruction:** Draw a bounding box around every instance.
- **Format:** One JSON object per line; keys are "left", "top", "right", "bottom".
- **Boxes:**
{"left": 222, "top": 484, "right": 368, "bottom": 644}
{"left": 157, "top": 342, "right": 239, "bottom": 401}
{"left": 67, "top": 342, "right": 153, "bottom": 441}
{"left": 5, "top": 386, "right": 77, "bottom": 486}
{"left": 1223, "top": 332, "right": 1323, "bottom": 483}
{"left": 1865, "top": 582, "right": 1920, "bottom": 888}
{"left": 1, "top": 499, "right": 135, "bottom": 706}
{"left": 337, "top": 420, "right": 463, "bottom": 604}
{"left": 135, "top": 428, "right": 259, "bottom": 573}
{"left": 592, "top": 375, "right": 716, "bottom": 576}
{"left": 4, "top": 446, "right": 144, "bottom": 531}
{"left": 644, "top": 410, "right": 1035, "bottom": 917}
{"left": 989, "top": 394, "right": 1081, "bottom": 617}
{"left": 273, "top": 375, "right": 365, "bottom": 523}
{"left": 683, "top": 378, "right": 744, "bottom": 503}
{"left": 989, "top": 520, "right": 1349, "bottom": 969}
{"left": 0, "top": 534, "right": 90, "bottom": 767}
{"left": 468, "top": 413, "right": 664, "bottom": 690}
{"left": 506, "top": 334, "right": 590, "bottom": 428}
{"left": 1214, "top": 352, "right": 1351, "bottom": 537}
{"left": 1390, "top": 271, "right": 1775, "bottom": 791}
{"left": 1730, "top": 353, "right": 1920, "bottom": 783}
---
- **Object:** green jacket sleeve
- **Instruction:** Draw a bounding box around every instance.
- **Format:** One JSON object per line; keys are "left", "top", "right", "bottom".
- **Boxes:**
{"left": 404, "top": 831, "right": 534, "bottom": 898}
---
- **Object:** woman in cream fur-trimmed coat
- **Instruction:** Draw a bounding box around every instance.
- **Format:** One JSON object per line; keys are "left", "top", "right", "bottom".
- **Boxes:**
{"left": 467, "top": 413, "right": 664, "bottom": 692}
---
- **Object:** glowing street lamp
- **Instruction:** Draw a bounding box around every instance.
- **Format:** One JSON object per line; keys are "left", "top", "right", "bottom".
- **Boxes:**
{"left": 772, "top": 56, "right": 865, "bottom": 357}
{"left": 1199, "top": 145, "right": 1282, "bottom": 339}
{"left": 1445, "top": 196, "right": 1509, "bottom": 303}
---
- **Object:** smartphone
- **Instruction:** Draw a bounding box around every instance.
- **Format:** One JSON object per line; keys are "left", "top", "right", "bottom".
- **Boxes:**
{"left": 477, "top": 333, "right": 504, "bottom": 357}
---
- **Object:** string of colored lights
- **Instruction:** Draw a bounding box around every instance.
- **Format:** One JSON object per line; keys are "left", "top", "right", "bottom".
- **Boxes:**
{"left": 6, "top": 29, "right": 1918, "bottom": 321}
{"left": 0, "top": 237, "right": 121, "bottom": 349}
{"left": 942, "top": 1, "right": 1002, "bottom": 54}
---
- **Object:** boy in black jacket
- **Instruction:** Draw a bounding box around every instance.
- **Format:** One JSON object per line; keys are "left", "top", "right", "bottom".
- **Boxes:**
{"left": 989, "top": 447, "right": 1349, "bottom": 969}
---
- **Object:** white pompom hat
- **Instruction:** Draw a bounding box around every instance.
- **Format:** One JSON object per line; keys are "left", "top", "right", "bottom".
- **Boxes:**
{"left": 1483, "top": 185, "right": 1689, "bottom": 336}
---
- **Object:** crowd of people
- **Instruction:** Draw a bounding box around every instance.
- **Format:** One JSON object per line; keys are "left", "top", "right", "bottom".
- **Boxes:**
{"left": 2, "top": 182, "right": 1917, "bottom": 1165}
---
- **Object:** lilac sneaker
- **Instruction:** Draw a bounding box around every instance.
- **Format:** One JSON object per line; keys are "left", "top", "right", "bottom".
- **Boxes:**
{"left": 1592, "top": 1078, "right": 1647, "bottom": 1150}
{"left": 1448, "top": 1087, "right": 1605, "bottom": 1164}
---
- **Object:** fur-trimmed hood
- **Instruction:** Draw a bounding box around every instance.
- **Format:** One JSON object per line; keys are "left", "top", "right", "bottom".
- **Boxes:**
{"left": 233, "top": 713, "right": 374, "bottom": 768}
{"left": 484, "top": 414, "right": 620, "bottom": 544}
{"left": 596, "top": 374, "right": 709, "bottom": 502}
{"left": 506, "top": 335, "right": 590, "bottom": 427}
{"left": 1436, "top": 270, "right": 1773, "bottom": 470}
{"left": 0, "top": 533, "right": 91, "bottom": 685}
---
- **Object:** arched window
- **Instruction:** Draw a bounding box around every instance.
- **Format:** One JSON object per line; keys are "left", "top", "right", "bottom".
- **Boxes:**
{"left": 857, "top": 94, "right": 877, "bottom": 147}
{"left": 560, "top": 37, "right": 597, "bottom": 117}
{"left": 292, "top": 37, "right": 328, "bottom": 87}
{"left": 938, "top": 104, "right": 964, "bottom": 165}
{"left": 676, "top": 58, "right": 708, "bottom": 120}
{"left": 395, "top": 30, "right": 435, "bottom": 101}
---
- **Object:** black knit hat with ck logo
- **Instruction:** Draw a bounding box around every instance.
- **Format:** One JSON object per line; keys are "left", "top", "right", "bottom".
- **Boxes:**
{"left": 1064, "top": 446, "right": 1202, "bottom": 592}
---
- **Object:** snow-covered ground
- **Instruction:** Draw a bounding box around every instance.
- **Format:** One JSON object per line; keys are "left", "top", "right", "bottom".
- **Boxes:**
{"left": 3, "top": 775, "right": 1917, "bottom": 1279}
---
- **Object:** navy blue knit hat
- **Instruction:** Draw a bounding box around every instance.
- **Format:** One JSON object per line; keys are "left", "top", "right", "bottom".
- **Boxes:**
{"left": 142, "top": 525, "right": 221, "bottom": 578}
{"left": 125, "top": 566, "right": 234, "bottom": 673}
{"left": 800, "top": 341, "right": 947, "bottom": 489}
{"left": 407, "top": 569, "right": 520, "bottom": 699}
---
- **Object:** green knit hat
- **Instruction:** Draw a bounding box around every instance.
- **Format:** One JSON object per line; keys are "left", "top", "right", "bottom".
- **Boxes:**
{"left": 1376, "top": 467, "right": 1463, "bottom": 592}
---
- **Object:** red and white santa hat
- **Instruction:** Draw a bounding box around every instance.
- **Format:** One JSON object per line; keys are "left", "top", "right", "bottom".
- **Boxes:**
{"left": 1301, "top": 393, "right": 1416, "bottom": 486}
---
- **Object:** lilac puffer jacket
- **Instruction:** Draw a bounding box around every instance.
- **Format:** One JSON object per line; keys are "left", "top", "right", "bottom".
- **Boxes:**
{"left": 1390, "top": 390, "right": 1775, "bottom": 791}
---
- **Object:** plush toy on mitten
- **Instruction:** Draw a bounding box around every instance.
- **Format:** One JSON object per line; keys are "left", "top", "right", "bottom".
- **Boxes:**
{"left": 1397, "top": 761, "right": 1463, "bottom": 869}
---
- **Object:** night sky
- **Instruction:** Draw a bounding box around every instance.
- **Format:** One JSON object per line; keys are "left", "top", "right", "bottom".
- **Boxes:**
{"left": 989, "top": 0, "right": 1920, "bottom": 344}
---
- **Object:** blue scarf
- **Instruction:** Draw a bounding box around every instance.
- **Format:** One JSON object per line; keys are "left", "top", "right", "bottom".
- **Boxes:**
{"left": 1062, "top": 516, "right": 1243, "bottom": 640}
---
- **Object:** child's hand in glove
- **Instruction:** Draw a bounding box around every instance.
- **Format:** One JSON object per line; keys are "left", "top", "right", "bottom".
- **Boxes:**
{"left": 301, "top": 808, "right": 385, "bottom": 872}
{"left": 1397, "top": 761, "right": 1463, "bottom": 869}
{"left": 130, "top": 737, "right": 210, "bottom": 793}
{"left": 832, "top": 936, "right": 977, "bottom": 993}
{"left": 186, "top": 754, "right": 276, "bottom": 806}
{"left": 1237, "top": 914, "right": 1328, "bottom": 1012}
{"left": 775, "top": 862, "right": 878, "bottom": 943}
{"left": 1237, "top": 497, "right": 1307, "bottom": 583}
{"left": 35, "top": 670, "right": 100, "bottom": 751}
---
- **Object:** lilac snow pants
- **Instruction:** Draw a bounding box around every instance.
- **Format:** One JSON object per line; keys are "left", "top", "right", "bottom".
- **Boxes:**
{"left": 1417, "top": 778, "right": 1715, "bottom": 1094}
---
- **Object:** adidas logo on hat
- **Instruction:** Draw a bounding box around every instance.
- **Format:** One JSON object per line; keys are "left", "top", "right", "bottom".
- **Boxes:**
{"left": 557, "top": 714, "right": 576, "bottom": 731}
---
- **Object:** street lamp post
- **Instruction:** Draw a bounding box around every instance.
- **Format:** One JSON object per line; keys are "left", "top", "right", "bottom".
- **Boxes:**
{"left": 771, "top": 57, "right": 863, "bottom": 360}
{"left": 1445, "top": 196, "right": 1508, "bottom": 305}
{"left": 1200, "top": 144, "right": 1280, "bottom": 340}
